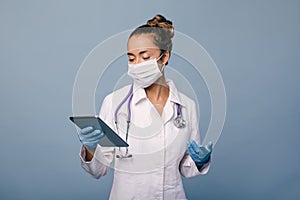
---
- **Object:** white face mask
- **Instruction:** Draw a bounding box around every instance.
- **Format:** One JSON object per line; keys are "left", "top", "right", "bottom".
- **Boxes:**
{"left": 127, "top": 54, "right": 165, "bottom": 88}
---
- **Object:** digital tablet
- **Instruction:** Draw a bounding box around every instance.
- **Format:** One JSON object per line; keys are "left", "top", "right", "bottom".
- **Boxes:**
{"left": 69, "top": 116, "right": 129, "bottom": 147}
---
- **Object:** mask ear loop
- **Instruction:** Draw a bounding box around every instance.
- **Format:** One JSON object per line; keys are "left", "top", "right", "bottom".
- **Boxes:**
{"left": 156, "top": 53, "right": 164, "bottom": 61}
{"left": 156, "top": 52, "right": 166, "bottom": 72}
{"left": 160, "top": 64, "right": 166, "bottom": 73}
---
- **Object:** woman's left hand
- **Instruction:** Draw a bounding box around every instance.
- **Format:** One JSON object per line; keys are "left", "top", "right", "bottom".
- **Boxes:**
{"left": 187, "top": 140, "right": 213, "bottom": 166}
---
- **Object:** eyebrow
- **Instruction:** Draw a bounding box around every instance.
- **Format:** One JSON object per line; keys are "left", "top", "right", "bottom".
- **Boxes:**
{"left": 127, "top": 50, "right": 148, "bottom": 57}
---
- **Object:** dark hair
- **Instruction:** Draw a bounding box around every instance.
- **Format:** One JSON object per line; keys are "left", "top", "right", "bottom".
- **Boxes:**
{"left": 129, "top": 14, "right": 174, "bottom": 65}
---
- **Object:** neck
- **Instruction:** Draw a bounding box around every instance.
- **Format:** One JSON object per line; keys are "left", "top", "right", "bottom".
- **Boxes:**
{"left": 145, "top": 76, "right": 169, "bottom": 105}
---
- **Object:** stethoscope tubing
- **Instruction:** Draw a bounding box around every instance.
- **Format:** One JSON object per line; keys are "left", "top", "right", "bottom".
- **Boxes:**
{"left": 114, "top": 84, "right": 134, "bottom": 123}
{"left": 114, "top": 84, "right": 185, "bottom": 142}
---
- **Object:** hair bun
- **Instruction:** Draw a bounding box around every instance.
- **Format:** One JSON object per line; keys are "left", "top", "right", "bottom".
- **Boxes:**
{"left": 147, "top": 14, "right": 174, "bottom": 38}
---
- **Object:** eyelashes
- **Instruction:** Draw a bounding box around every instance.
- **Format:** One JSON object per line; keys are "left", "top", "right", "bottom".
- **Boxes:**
{"left": 128, "top": 57, "right": 150, "bottom": 62}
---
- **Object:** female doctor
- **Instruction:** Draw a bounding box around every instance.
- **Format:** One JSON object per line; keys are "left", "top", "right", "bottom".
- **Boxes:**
{"left": 77, "top": 14, "right": 213, "bottom": 200}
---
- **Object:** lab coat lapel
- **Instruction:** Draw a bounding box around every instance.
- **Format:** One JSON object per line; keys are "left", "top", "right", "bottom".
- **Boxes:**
{"left": 162, "top": 79, "right": 184, "bottom": 124}
{"left": 162, "top": 99, "right": 175, "bottom": 124}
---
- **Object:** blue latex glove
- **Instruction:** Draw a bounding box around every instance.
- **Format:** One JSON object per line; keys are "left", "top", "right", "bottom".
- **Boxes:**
{"left": 78, "top": 126, "right": 105, "bottom": 150}
{"left": 187, "top": 140, "right": 213, "bottom": 166}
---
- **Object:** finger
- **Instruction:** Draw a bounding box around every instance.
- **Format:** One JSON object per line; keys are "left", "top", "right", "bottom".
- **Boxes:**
{"left": 85, "top": 131, "right": 104, "bottom": 142}
{"left": 186, "top": 141, "right": 193, "bottom": 149}
{"left": 200, "top": 146, "right": 211, "bottom": 157}
{"left": 85, "top": 129, "right": 101, "bottom": 139}
{"left": 84, "top": 134, "right": 102, "bottom": 143}
{"left": 188, "top": 149, "right": 201, "bottom": 163}
{"left": 190, "top": 140, "right": 200, "bottom": 153}
{"left": 198, "top": 146, "right": 207, "bottom": 154}
{"left": 81, "top": 126, "right": 94, "bottom": 134}
{"left": 203, "top": 152, "right": 211, "bottom": 161}
{"left": 199, "top": 144, "right": 212, "bottom": 154}
{"left": 94, "top": 132, "right": 105, "bottom": 141}
{"left": 187, "top": 144, "right": 198, "bottom": 157}
{"left": 206, "top": 141, "right": 213, "bottom": 152}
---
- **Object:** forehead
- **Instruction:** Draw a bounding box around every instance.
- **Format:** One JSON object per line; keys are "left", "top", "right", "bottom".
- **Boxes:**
{"left": 127, "top": 34, "right": 158, "bottom": 53}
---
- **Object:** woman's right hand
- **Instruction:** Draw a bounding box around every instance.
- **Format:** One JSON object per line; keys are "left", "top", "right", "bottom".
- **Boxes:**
{"left": 78, "top": 126, "right": 105, "bottom": 150}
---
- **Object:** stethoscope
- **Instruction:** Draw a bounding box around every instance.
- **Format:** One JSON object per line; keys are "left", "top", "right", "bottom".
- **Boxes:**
{"left": 114, "top": 84, "right": 186, "bottom": 158}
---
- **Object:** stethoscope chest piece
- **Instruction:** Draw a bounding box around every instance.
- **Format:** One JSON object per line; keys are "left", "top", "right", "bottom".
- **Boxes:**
{"left": 174, "top": 115, "right": 186, "bottom": 128}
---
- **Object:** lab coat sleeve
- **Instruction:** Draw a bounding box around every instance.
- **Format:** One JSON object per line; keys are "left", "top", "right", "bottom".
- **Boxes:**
{"left": 79, "top": 95, "right": 115, "bottom": 179}
{"left": 79, "top": 145, "right": 114, "bottom": 179}
{"left": 179, "top": 101, "right": 211, "bottom": 178}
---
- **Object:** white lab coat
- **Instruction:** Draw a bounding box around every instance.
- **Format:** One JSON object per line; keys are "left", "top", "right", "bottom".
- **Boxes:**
{"left": 79, "top": 79, "right": 210, "bottom": 200}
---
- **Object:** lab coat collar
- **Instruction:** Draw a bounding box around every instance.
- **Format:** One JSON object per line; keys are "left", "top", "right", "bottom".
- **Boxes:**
{"left": 167, "top": 79, "right": 185, "bottom": 107}
{"left": 132, "top": 79, "right": 185, "bottom": 107}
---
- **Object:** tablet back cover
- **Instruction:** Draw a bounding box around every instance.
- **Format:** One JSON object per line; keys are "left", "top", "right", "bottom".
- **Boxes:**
{"left": 70, "top": 116, "right": 128, "bottom": 147}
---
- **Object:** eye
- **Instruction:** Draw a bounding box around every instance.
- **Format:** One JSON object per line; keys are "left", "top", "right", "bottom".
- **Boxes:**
{"left": 128, "top": 56, "right": 135, "bottom": 62}
{"left": 143, "top": 56, "right": 150, "bottom": 60}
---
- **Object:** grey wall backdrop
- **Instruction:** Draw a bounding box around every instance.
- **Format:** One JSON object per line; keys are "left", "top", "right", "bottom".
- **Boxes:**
{"left": 1, "top": 0, "right": 299, "bottom": 199}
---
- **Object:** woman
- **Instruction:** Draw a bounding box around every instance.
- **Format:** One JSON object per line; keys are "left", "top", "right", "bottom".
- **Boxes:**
{"left": 77, "top": 14, "right": 213, "bottom": 200}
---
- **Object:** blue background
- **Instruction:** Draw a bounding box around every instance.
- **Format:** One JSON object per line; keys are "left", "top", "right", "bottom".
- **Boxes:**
{"left": 1, "top": 0, "right": 299, "bottom": 199}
